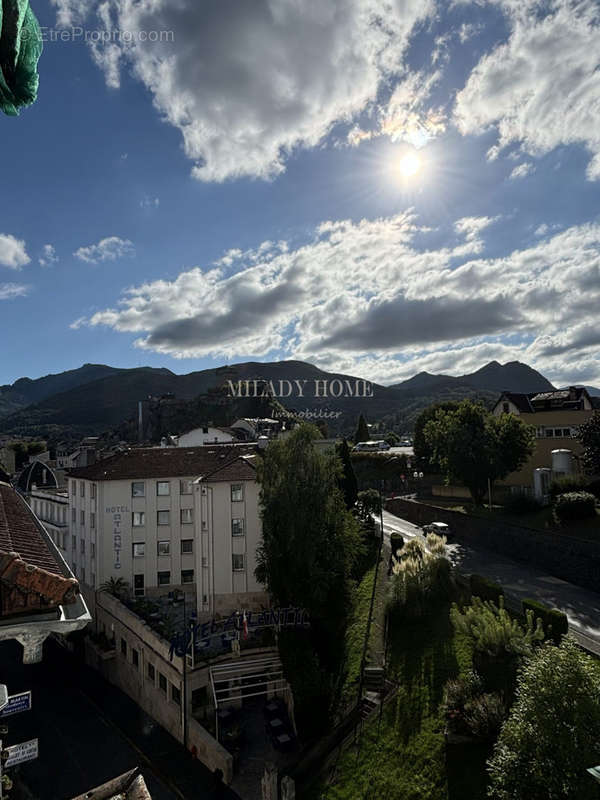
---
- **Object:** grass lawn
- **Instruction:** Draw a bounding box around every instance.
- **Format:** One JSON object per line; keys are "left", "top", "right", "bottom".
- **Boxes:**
{"left": 307, "top": 603, "right": 490, "bottom": 800}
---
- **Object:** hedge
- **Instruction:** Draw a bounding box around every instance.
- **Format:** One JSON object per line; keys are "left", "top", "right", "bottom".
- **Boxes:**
{"left": 470, "top": 574, "right": 504, "bottom": 604}
{"left": 522, "top": 598, "right": 568, "bottom": 643}
{"left": 549, "top": 475, "right": 590, "bottom": 501}
{"left": 390, "top": 532, "right": 404, "bottom": 557}
{"left": 554, "top": 491, "right": 597, "bottom": 523}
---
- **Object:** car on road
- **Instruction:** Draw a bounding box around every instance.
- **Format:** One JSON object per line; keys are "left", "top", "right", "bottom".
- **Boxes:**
{"left": 352, "top": 440, "right": 391, "bottom": 452}
{"left": 422, "top": 521, "right": 452, "bottom": 541}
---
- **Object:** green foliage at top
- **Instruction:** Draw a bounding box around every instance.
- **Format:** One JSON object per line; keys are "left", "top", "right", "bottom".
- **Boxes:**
{"left": 413, "top": 401, "right": 460, "bottom": 472}
{"left": 423, "top": 400, "right": 535, "bottom": 505}
{"left": 9, "top": 439, "right": 46, "bottom": 469}
{"left": 354, "top": 413, "right": 370, "bottom": 443}
{"left": 385, "top": 431, "right": 401, "bottom": 445}
{"left": 577, "top": 410, "right": 600, "bottom": 476}
{"left": 357, "top": 488, "right": 381, "bottom": 519}
{"left": 0, "top": 0, "right": 43, "bottom": 116}
{"left": 256, "top": 424, "right": 361, "bottom": 673}
{"left": 450, "top": 597, "right": 543, "bottom": 660}
{"left": 554, "top": 491, "right": 597, "bottom": 523}
{"left": 99, "top": 577, "right": 130, "bottom": 599}
{"left": 488, "top": 638, "right": 600, "bottom": 800}
{"left": 470, "top": 574, "right": 504, "bottom": 605}
{"left": 521, "top": 598, "right": 568, "bottom": 644}
{"left": 336, "top": 439, "right": 358, "bottom": 509}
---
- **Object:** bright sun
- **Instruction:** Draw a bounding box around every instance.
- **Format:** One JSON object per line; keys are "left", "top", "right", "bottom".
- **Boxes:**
{"left": 398, "top": 152, "right": 422, "bottom": 178}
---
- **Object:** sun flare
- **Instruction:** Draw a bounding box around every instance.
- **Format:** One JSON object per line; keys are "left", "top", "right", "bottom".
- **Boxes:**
{"left": 398, "top": 152, "right": 422, "bottom": 178}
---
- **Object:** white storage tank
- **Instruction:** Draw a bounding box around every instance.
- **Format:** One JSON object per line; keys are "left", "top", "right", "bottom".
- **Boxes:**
{"left": 551, "top": 449, "right": 573, "bottom": 476}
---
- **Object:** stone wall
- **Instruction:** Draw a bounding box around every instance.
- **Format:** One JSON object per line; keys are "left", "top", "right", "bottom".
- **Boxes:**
{"left": 386, "top": 497, "right": 600, "bottom": 593}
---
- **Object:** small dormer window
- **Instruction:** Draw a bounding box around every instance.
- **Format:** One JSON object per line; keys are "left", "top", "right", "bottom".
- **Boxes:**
{"left": 502, "top": 402, "right": 509, "bottom": 413}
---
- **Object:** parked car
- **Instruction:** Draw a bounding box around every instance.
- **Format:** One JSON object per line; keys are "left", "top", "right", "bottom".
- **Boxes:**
{"left": 422, "top": 521, "right": 452, "bottom": 541}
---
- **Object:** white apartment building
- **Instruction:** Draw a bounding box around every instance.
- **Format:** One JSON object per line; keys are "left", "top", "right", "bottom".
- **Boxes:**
{"left": 66, "top": 445, "right": 267, "bottom": 617}
{"left": 28, "top": 486, "right": 69, "bottom": 552}
{"left": 175, "top": 427, "right": 236, "bottom": 447}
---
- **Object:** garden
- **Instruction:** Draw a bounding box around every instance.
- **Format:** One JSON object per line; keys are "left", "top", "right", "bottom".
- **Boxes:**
{"left": 307, "top": 533, "right": 600, "bottom": 800}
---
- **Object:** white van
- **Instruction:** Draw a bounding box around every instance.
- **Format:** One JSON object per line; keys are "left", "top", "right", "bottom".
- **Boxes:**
{"left": 422, "top": 521, "right": 452, "bottom": 540}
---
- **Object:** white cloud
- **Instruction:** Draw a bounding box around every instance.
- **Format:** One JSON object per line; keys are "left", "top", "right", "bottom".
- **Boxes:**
{"left": 0, "top": 234, "right": 30, "bottom": 269}
{"left": 0, "top": 283, "right": 29, "bottom": 300}
{"left": 39, "top": 244, "right": 59, "bottom": 267}
{"left": 509, "top": 162, "right": 534, "bottom": 180}
{"left": 52, "top": 0, "right": 434, "bottom": 182}
{"left": 74, "top": 236, "right": 135, "bottom": 264}
{"left": 140, "top": 195, "right": 159, "bottom": 209}
{"left": 454, "top": 1, "right": 600, "bottom": 180}
{"left": 74, "top": 211, "right": 600, "bottom": 385}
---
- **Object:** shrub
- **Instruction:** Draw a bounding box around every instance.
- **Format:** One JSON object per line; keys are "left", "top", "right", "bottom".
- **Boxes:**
{"left": 553, "top": 491, "right": 597, "bottom": 523}
{"left": 463, "top": 692, "right": 506, "bottom": 741}
{"left": 470, "top": 574, "right": 504, "bottom": 604}
{"left": 586, "top": 478, "right": 600, "bottom": 500}
{"left": 388, "top": 535, "right": 451, "bottom": 617}
{"left": 389, "top": 532, "right": 404, "bottom": 557}
{"left": 502, "top": 494, "right": 540, "bottom": 515}
{"left": 522, "top": 598, "right": 568, "bottom": 644}
{"left": 549, "top": 475, "right": 590, "bottom": 501}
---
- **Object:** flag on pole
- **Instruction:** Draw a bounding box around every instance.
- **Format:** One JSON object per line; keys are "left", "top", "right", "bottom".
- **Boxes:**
{"left": 242, "top": 610, "right": 248, "bottom": 640}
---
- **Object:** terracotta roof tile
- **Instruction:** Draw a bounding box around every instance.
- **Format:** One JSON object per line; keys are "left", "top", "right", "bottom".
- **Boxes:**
{"left": 0, "top": 483, "right": 63, "bottom": 574}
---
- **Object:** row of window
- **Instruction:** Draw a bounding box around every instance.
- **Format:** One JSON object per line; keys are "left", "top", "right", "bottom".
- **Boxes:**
{"left": 535, "top": 426, "right": 575, "bottom": 438}
{"left": 119, "top": 638, "right": 181, "bottom": 705}
{"left": 72, "top": 508, "right": 96, "bottom": 527}
{"left": 131, "top": 553, "right": 245, "bottom": 590}
{"left": 131, "top": 480, "right": 244, "bottom": 500}
{"left": 133, "top": 539, "right": 194, "bottom": 557}
{"left": 72, "top": 536, "right": 96, "bottom": 558}
{"left": 132, "top": 509, "right": 194, "bottom": 526}
{"left": 31, "top": 499, "right": 67, "bottom": 525}
{"left": 71, "top": 481, "right": 97, "bottom": 498}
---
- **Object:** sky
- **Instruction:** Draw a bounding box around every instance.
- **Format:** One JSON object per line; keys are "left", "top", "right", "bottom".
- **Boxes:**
{"left": 1, "top": 0, "right": 600, "bottom": 388}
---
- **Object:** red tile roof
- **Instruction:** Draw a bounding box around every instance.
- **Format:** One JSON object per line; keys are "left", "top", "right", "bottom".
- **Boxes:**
{"left": 0, "top": 483, "right": 63, "bottom": 573}
{"left": 68, "top": 445, "right": 259, "bottom": 482}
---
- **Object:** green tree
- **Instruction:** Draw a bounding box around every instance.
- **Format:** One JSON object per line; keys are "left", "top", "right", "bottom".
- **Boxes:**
{"left": 577, "top": 410, "right": 600, "bottom": 475}
{"left": 99, "top": 577, "right": 130, "bottom": 599}
{"left": 357, "top": 488, "right": 381, "bottom": 519}
{"left": 488, "top": 638, "right": 600, "bottom": 800}
{"left": 337, "top": 439, "right": 358, "bottom": 509}
{"left": 255, "top": 424, "right": 361, "bottom": 672}
{"left": 412, "top": 402, "right": 459, "bottom": 472}
{"left": 385, "top": 432, "right": 400, "bottom": 446}
{"left": 423, "top": 400, "right": 535, "bottom": 505}
{"left": 354, "top": 414, "right": 369, "bottom": 443}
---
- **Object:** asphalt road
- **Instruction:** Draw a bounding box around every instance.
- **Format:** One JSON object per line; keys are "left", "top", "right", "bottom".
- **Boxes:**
{"left": 381, "top": 509, "right": 600, "bottom": 650}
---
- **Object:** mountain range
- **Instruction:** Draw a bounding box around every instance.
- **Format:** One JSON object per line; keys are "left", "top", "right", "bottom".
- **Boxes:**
{"left": 0, "top": 359, "right": 593, "bottom": 443}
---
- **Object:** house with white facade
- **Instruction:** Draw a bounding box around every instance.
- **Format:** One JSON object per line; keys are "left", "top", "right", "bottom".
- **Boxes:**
{"left": 174, "top": 426, "right": 237, "bottom": 447}
{"left": 66, "top": 445, "right": 267, "bottom": 617}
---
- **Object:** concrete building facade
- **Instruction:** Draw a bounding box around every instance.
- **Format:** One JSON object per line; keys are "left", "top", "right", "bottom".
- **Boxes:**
{"left": 66, "top": 445, "right": 268, "bottom": 618}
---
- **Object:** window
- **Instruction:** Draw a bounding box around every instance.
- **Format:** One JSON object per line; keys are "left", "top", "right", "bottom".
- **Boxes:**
{"left": 132, "top": 542, "right": 145, "bottom": 558}
{"left": 545, "top": 428, "right": 554, "bottom": 437}
{"left": 71, "top": 508, "right": 76, "bottom": 524}
{"left": 134, "top": 574, "right": 145, "bottom": 597}
{"left": 81, "top": 567, "right": 85, "bottom": 583}
{"left": 231, "top": 518, "right": 245, "bottom": 537}
{"left": 91, "top": 542, "right": 95, "bottom": 559}
{"left": 132, "top": 511, "right": 145, "bottom": 527}
{"left": 201, "top": 556, "right": 208, "bottom": 568}
{"left": 121, "top": 638, "right": 127, "bottom": 656}
{"left": 157, "top": 540, "right": 170, "bottom": 556}
{"left": 181, "top": 569, "right": 194, "bottom": 584}
{"left": 157, "top": 481, "right": 170, "bottom": 496}
{"left": 132, "top": 649, "right": 139, "bottom": 669}
{"left": 231, "top": 484, "right": 244, "bottom": 502}
{"left": 157, "top": 571, "right": 170, "bottom": 586}
{"left": 232, "top": 553, "right": 245, "bottom": 571}
{"left": 71, "top": 480, "right": 76, "bottom": 496}
{"left": 90, "top": 484, "right": 96, "bottom": 499}
{"left": 80, "top": 510, "right": 85, "bottom": 526}
{"left": 180, "top": 508, "right": 193, "bottom": 524}
{"left": 180, "top": 479, "right": 193, "bottom": 495}
{"left": 157, "top": 510, "right": 170, "bottom": 526}
{"left": 181, "top": 539, "right": 193, "bottom": 554}
{"left": 158, "top": 673, "right": 167, "bottom": 693}
{"left": 72, "top": 535, "right": 76, "bottom": 550}
{"left": 80, "top": 539, "right": 85, "bottom": 554}
{"left": 147, "top": 662, "right": 155, "bottom": 682}
{"left": 171, "top": 684, "right": 181, "bottom": 705}
{"left": 131, "top": 481, "right": 145, "bottom": 497}
{"left": 80, "top": 482, "right": 85, "bottom": 498}
{"left": 90, "top": 512, "right": 96, "bottom": 529}
{"left": 91, "top": 572, "right": 95, "bottom": 586}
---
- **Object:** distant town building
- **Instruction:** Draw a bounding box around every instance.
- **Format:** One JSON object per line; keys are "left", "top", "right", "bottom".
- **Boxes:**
{"left": 0, "top": 481, "right": 90, "bottom": 662}
{"left": 66, "top": 445, "right": 267, "bottom": 617}
{"left": 492, "top": 386, "right": 597, "bottom": 493}
{"left": 174, "top": 426, "right": 237, "bottom": 447}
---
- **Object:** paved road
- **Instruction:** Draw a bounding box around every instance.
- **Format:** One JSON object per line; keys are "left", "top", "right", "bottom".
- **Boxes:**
{"left": 381, "top": 509, "right": 600, "bottom": 652}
